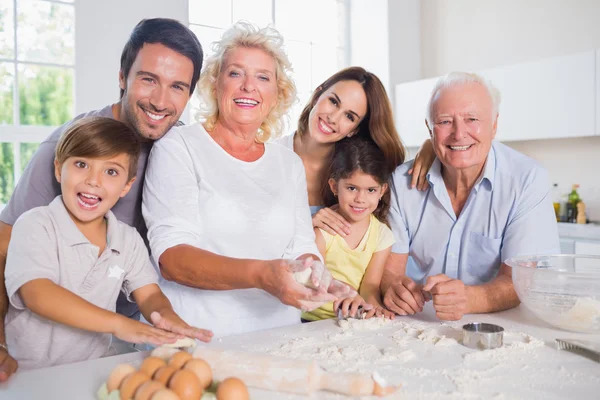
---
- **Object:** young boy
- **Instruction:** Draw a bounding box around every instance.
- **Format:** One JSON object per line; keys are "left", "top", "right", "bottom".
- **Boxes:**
{"left": 3, "top": 117, "right": 212, "bottom": 370}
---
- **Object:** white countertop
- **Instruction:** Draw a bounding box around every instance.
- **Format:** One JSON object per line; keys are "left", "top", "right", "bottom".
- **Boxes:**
{"left": 558, "top": 222, "right": 600, "bottom": 241}
{"left": 2, "top": 304, "right": 599, "bottom": 399}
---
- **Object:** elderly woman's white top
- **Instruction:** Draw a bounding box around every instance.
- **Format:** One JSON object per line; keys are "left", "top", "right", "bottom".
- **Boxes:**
{"left": 142, "top": 124, "right": 319, "bottom": 337}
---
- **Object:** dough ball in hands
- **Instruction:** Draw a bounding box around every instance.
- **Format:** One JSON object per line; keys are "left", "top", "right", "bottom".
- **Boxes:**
{"left": 160, "top": 337, "right": 197, "bottom": 350}
{"left": 293, "top": 267, "right": 318, "bottom": 289}
{"left": 216, "top": 377, "right": 249, "bottom": 400}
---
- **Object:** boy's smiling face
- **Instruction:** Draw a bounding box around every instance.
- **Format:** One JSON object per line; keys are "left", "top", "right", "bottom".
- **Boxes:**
{"left": 54, "top": 153, "right": 135, "bottom": 228}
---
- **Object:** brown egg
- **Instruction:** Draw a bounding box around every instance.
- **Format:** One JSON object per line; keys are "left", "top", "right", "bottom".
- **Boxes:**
{"left": 139, "top": 357, "right": 167, "bottom": 377}
{"left": 168, "top": 369, "right": 202, "bottom": 400}
{"left": 183, "top": 358, "right": 213, "bottom": 389}
{"left": 216, "top": 377, "right": 249, "bottom": 400}
{"left": 133, "top": 380, "right": 165, "bottom": 400}
{"left": 107, "top": 364, "right": 137, "bottom": 392}
{"left": 120, "top": 371, "right": 150, "bottom": 400}
{"left": 168, "top": 351, "right": 193, "bottom": 370}
{"left": 153, "top": 366, "right": 178, "bottom": 386}
{"left": 150, "top": 388, "right": 180, "bottom": 400}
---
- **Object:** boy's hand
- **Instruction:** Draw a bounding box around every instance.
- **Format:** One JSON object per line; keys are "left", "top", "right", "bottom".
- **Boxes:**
{"left": 334, "top": 295, "right": 373, "bottom": 319}
{"left": 113, "top": 317, "right": 179, "bottom": 346}
{"left": 150, "top": 311, "right": 213, "bottom": 343}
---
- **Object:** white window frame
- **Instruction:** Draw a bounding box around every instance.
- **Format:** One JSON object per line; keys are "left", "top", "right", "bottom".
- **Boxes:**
{"left": 0, "top": 0, "right": 75, "bottom": 183}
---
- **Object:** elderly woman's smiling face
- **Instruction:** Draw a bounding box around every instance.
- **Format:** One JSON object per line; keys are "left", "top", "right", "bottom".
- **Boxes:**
{"left": 216, "top": 47, "right": 278, "bottom": 130}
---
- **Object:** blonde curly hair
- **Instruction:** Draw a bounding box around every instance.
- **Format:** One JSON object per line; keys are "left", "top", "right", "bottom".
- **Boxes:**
{"left": 196, "top": 21, "right": 297, "bottom": 143}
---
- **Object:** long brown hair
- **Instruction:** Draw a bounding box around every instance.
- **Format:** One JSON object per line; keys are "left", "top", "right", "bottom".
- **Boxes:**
{"left": 297, "top": 66, "right": 406, "bottom": 175}
{"left": 322, "top": 136, "right": 391, "bottom": 224}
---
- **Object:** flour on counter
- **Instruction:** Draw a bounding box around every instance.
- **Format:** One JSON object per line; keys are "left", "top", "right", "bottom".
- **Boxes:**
{"left": 463, "top": 331, "right": 545, "bottom": 363}
{"left": 558, "top": 297, "right": 600, "bottom": 331}
{"left": 337, "top": 315, "right": 391, "bottom": 331}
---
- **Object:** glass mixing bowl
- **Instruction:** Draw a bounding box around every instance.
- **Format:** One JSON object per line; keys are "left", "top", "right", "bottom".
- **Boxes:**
{"left": 506, "top": 254, "right": 600, "bottom": 333}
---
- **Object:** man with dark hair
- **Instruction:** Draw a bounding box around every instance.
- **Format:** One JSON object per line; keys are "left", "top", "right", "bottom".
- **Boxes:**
{"left": 0, "top": 18, "right": 203, "bottom": 381}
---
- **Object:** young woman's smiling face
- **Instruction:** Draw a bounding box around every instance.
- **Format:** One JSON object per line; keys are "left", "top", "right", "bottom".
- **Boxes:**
{"left": 307, "top": 80, "right": 368, "bottom": 144}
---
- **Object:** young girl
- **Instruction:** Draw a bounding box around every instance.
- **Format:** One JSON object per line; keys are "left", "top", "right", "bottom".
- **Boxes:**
{"left": 302, "top": 136, "right": 396, "bottom": 321}
{"left": 4, "top": 117, "right": 212, "bottom": 370}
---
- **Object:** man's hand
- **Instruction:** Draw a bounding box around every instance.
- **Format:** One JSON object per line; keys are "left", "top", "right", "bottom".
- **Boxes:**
{"left": 423, "top": 274, "right": 468, "bottom": 321}
{"left": 382, "top": 275, "right": 426, "bottom": 315}
{"left": 150, "top": 311, "right": 213, "bottom": 343}
{"left": 260, "top": 259, "right": 338, "bottom": 311}
{"left": 0, "top": 347, "right": 17, "bottom": 382}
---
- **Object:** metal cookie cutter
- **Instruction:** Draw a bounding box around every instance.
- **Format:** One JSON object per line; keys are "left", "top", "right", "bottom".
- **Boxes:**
{"left": 337, "top": 305, "right": 365, "bottom": 321}
{"left": 462, "top": 322, "right": 504, "bottom": 350}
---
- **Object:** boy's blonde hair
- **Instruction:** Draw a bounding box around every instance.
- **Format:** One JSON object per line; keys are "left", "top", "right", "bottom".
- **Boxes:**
{"left": 55, "top": 117, "right": 141, "bottom": 180}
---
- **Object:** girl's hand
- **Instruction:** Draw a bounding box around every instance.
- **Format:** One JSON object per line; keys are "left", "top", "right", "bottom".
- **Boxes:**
{"left": 408, "top": 138, "right": 435, "bottom": 191}
{"left": 364, "top": 305, "right": 395, "bottom": 320}
{"left": 150, "top": 311, "right": 213, "bottom": 343}
{"left": 312, "top": 206, "right": 351, "bottom": 236}
{"left": 113, "top": 317, "right": 179, "bottom": 346}
{"left": 334, "top": 295, "right": 373, "bottom": 319}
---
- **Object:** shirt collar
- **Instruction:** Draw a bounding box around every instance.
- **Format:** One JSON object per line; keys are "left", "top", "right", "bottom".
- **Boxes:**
{"left": 426, "top": 142, "right": 496, "bottom": 192}
{"left": 48, "top": 196, "right": 122, "bottom": 254}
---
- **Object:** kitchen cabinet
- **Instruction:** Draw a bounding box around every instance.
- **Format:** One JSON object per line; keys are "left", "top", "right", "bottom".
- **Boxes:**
{"left": 596, "top": 49, "right": 600, "bottom": 136}
{"left": 394, "top": 77, "right": 437, "bottom": 147}
{"left": 395, "top": 50, "right": 597, "bottom": 147}
{"left": 575, "top": 239, "right": 600, "bottom": 256}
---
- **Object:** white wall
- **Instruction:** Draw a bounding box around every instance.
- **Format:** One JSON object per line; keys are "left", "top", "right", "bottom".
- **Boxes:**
{"left": 390, "top": 0, "right": 600, "bottom": 220}
{"left": 75, "top": 0, "right": 189, "bottom": 114}
{"left": 387, "top": 0, "right": 421, "bottom": 105}
{"left": 349, "top": 0, "right": 390, "bottom": 93}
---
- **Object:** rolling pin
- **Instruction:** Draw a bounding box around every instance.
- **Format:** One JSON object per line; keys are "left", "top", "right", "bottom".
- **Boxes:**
{"left": 189, "top": 347, "right": 397, "bottom": 397}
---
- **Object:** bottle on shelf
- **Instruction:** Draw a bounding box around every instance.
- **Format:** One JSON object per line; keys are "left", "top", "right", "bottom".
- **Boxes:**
{"left": 552, "top": 183, "right": 561, "bottom": 222}
{"left": 567, "top": 184, "right": 581, "bottom": 223}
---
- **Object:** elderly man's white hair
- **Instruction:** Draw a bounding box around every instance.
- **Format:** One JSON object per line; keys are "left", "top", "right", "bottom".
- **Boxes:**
{"left": 426, "top": 72, "right": 501, "bottom": 127}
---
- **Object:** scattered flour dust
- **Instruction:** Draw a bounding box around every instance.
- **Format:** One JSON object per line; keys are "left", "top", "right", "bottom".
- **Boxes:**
{"left": 256, "top": 317, "right": 564, "bottom": 398}
{"left": 463, "top": 331, "right": 545, "bottom": 363}
{"left": 337, "top": 315, "right": 391, "bottom": 331}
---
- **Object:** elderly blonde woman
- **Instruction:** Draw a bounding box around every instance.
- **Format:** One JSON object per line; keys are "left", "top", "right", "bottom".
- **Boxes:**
{"left": 142, "top": 22, "right": 351, "bottom": 337}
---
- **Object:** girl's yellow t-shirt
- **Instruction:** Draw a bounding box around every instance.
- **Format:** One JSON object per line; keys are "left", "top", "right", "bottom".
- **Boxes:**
{"left": 302, "top": 214, "right": 395, "bottom": 321}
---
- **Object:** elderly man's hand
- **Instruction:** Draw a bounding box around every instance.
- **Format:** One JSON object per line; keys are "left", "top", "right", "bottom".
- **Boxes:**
{"left": 422, "top": 274, "right": 468, "bottom": 321}
{"left": 382, "top": 275, "right": 426, "bottom": 315}
{"left": 0, "top": 347, "right": 18, "bottom": 382}
{"left": 261, "top": 259, "right": 339, "bottom": 311}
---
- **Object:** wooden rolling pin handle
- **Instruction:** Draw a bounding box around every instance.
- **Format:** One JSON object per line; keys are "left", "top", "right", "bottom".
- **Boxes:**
{"left": 318, "top": 370, "right": 375, "bottom": 396}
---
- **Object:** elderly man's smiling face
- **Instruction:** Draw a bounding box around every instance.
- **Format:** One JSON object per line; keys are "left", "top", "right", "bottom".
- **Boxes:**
{"left": 428, "top": 82, "right": 498, "bottom": 174}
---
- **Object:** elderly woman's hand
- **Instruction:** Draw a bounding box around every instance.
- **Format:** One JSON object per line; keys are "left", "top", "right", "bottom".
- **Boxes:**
{"left": 260, "top": 258, "right": 353, "bottom": 312}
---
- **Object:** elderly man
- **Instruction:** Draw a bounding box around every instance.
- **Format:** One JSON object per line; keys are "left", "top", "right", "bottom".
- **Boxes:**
{"left": 381, "top": 72, "right": 560, "bottom": 321}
